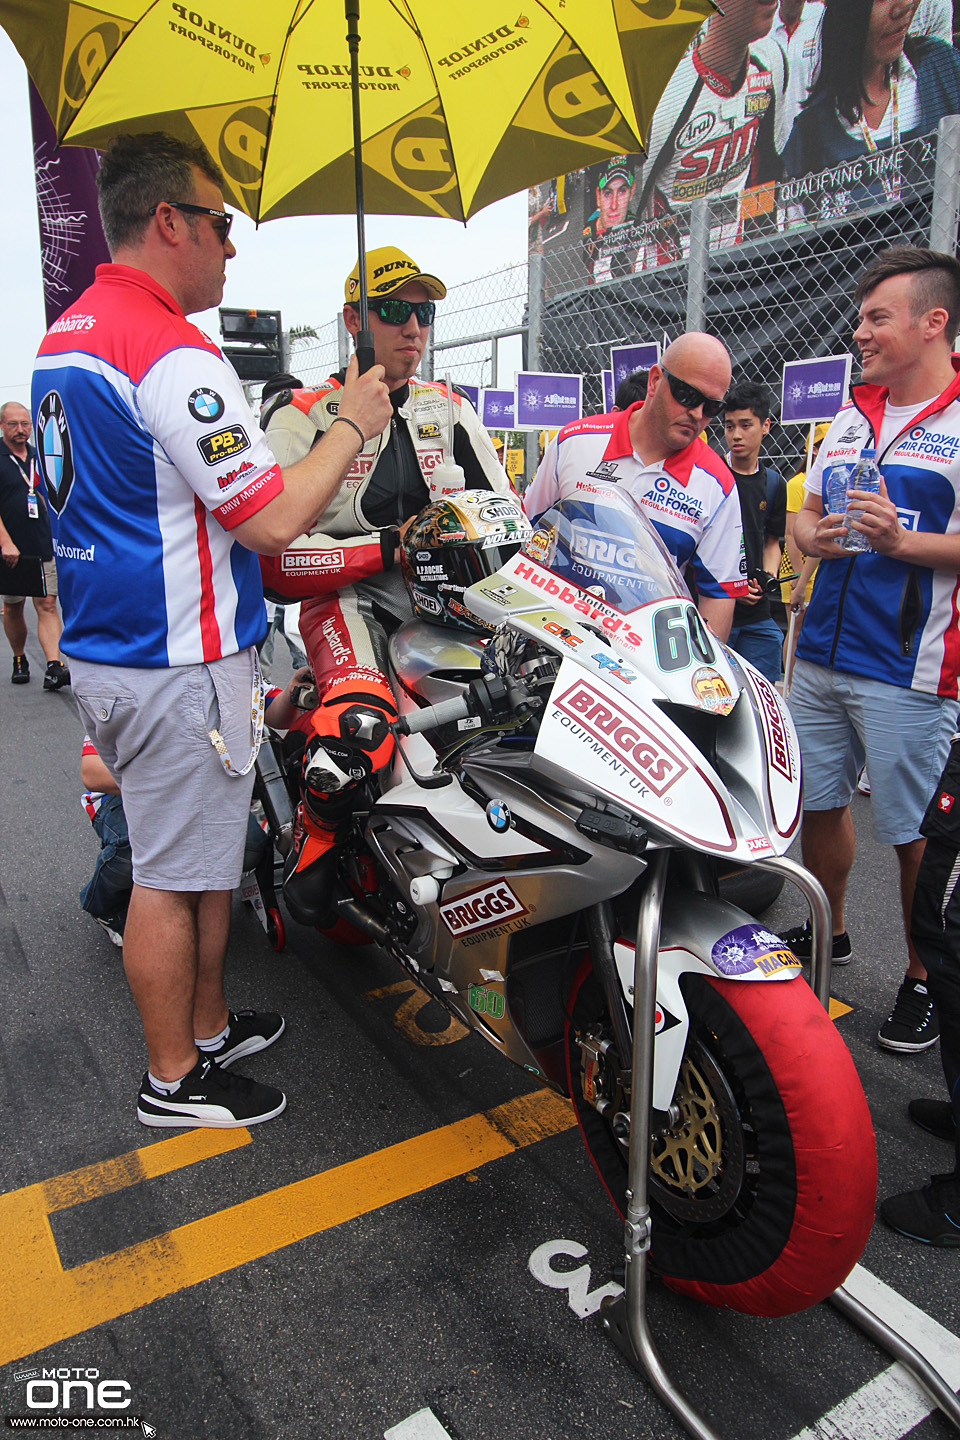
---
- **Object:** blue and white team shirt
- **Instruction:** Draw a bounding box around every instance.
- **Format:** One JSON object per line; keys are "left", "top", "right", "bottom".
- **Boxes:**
{"left": 799, "top": 361, "right": 960, "bottom": 698}
{"left": 524, "top": 403, "right": 747, "bottom": 600}
{"left": 32, "top": 264, "right": 282, "bottom": 668}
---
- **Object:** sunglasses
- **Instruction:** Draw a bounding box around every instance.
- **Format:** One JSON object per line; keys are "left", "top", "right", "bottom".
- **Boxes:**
{"left": 367, "top": 297, "right": 436, "bottom": 327}
{"left": 150, "top": 200, "right": 233, "bottom": 245}
{"left": 661, "top": 367, "right": 726, "bottom": 419}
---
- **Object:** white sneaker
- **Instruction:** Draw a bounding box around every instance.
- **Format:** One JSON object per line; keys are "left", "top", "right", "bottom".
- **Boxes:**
{"left": 93, "top": 916, "right": 124, "bottom": 948}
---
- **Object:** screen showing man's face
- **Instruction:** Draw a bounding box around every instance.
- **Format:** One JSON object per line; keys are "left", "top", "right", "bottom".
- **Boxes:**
{"left": 597, "top": 176, "right": 633, "bottom": 232}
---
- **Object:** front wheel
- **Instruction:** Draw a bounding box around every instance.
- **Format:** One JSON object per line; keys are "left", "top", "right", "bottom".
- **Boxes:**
{"left": 565, "top": 963, "right": 876, "bottom": 1316}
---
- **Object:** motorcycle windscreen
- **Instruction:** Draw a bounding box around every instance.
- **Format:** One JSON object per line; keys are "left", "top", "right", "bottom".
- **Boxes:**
{"left": 522, "top": 485, "right": 690, "bottom": 612}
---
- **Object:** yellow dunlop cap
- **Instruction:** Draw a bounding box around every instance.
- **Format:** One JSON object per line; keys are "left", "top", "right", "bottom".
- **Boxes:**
{"left": 345, "top": 245, "right": 446, "bottom": 302}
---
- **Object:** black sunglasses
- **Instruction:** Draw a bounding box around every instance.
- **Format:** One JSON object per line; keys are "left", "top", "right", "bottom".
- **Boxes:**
{"left": 661, "top": 367, "right": 726, "bottom": 419}
{"left": 149, "top": 200, "right": 233, "bottom": 244}
{"left": 367, "top": 297, "right": 436, "bottom": 327}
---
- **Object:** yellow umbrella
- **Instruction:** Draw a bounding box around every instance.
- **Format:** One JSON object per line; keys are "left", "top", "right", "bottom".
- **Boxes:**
{"left": 1, "top": 0, "right": 711, "bottom": 225}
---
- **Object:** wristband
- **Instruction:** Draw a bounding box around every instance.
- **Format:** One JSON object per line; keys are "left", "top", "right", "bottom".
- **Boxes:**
{"left": 331, "top": 414, "right": 366, "bottom": 449}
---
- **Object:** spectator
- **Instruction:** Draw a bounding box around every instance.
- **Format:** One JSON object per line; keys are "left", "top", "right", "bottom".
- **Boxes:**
{"left": 783, "top": 0, "right": 960, "bottom": 184}
{"left": 33, "top": 131, "right": 390, "bottom": 1129}
{"left": 772, "top": 2, "right": 825, "bottom": 146}
{"left": 881, "top": 733, "right": 960, "bottom": 1245}
{"left": 784, "top": 246, "right": 960, "bottom": 1054}
{"left": 722, "top": 382, "right": 787, "bottom": 682}
{"left": 0, "top": 401, "right": 69, "bottom": 689}
{"left": 524, "top": 333, "right": 746, "bottom": 640}
{"left": 612, "top": 369, "right": 648, "bottom": 410}
{"left": 781, "top": 421, "right": 830, "bottom": 673}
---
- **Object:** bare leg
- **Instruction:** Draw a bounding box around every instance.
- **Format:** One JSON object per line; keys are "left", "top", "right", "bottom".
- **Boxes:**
{"left": 2, "top": 599, "right": 27, "bottom": 655}
{"left": 896, "top": 837, "right": 928, "bottom": 980}
{"left": 123, "top": 884, "right": 204, "bottom": 1082}
{"left": 33, "top": 595, "right": 62, "bottom": 663}
{"left": 193, "top": 889, "right": 232, "bottom": 1040}
{"left": 800, "top": 805, "right": 855, "bottom": 935}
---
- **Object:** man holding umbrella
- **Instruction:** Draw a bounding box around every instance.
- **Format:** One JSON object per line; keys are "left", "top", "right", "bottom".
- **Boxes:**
{"left": 32, "top": 133, "right": 391, "bottom": 1129}
{"left": 260, "top": 246, "right": 510, "bottom": 925}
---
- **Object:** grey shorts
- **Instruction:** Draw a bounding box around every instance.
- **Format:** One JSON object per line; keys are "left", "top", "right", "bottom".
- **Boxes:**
{"left": 71, "top": 650, "right": 258, "bottom": 891}
{"left": 3, "top": 557, "right": 58, "bottom": 603}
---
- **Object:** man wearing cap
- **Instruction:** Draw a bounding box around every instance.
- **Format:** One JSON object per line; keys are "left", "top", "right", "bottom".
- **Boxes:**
{"left": 583, "top": 156, "right": 637, "bottom": 285}
{"left": 261, "top": 246, "right": 510, "bottom": 925}
{"left": 524, "top": 332, "right": 746, "bottom": 640}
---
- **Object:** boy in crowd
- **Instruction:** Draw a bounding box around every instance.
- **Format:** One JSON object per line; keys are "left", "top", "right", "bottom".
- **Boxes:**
{"left": 722, "top": 382, "right": 787, "bottom": 682}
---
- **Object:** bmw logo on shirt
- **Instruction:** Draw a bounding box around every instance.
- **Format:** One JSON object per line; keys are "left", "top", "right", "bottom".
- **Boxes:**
{"left": 485, "top": 799, "right": 512, "bottom": 833}
{"left": 188, "top": 387, "right": 225, "bottom": 423}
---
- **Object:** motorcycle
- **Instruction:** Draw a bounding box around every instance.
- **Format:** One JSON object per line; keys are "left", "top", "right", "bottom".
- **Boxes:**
{"left": 258, "top": 486, "right": 876, "bottom": 1319}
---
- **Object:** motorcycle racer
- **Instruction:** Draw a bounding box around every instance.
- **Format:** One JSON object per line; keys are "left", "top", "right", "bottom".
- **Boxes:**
{"left": 260, "top": 246, "right": 511, "bottom": 924}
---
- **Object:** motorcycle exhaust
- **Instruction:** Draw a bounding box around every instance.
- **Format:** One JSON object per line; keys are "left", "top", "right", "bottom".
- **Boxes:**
{"left": 336, "top": 896, "right": 392, "bottom": 946}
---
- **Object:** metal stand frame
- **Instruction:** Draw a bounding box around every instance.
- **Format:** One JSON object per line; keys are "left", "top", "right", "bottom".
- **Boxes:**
{"left": 601, "top": 851, "right": 960, "bottom": 1438}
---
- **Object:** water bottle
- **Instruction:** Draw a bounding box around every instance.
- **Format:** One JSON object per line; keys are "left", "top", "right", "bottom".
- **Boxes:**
{"left": 824, "top": 465, "right": 851, "bottom": 527}
{"left": 842, "top": 449, "right": 882, "bottom": 553}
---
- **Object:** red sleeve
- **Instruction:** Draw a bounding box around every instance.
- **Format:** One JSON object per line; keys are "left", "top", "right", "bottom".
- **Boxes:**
{"left": 259, "top": 533, "right": 389, "bottom": 602}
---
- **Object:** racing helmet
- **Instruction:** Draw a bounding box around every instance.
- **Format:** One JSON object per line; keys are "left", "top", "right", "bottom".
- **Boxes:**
{"left": 401, "top": 491, "right": 531, "bottom": 631}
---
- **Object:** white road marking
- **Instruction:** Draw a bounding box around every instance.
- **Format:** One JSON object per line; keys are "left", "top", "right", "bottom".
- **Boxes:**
{"left": 384, "top": 1408, "right": 453, "bottom": 1440}
{"left": 528, "top": 1239, "right": 624, "bottom": 1317}
{"left": 789, "top": 1263, "right": 960, "bottom": 1440}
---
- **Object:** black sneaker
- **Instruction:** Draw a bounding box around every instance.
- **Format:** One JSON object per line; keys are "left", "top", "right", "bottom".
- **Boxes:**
{"left": 11, "top": 654, "right": 28, "bottom": 684}
{"left": 779, "top": 920, "right": 853, "bottom": 966}
{"left": 137, "top": 1055, "right": 286, "bottom": 1128}
{"left": 877, "top": 978, "right": 940, "bottom": 1052}
{"left": 908, "top": 1098, "right": 957, "bottom": 1142}
{"left": 43, "top": 660, "right": 70, "bottom": 690}
{"left": 196, "top": 1009, "right": 285, "bottom": 1069}
{"left": 880, "top": 1172, "right": 960, "bottom": 1246}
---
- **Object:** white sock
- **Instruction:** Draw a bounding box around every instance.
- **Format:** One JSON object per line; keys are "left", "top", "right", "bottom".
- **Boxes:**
{"left": 148, "top": 1070, "right": 184, "bottom": 1094}
{"left": 196, "top": 1019, "right": 231, "bottom": 1051}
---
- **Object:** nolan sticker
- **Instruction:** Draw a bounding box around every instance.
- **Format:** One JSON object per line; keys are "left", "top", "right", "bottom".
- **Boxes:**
{"left": 188, "top": 387, "right": 225, "bottom": 423}
{"left": 440, "top": 879, "right": 527, "bottom": 936}
{"left": 281, "top": 549, "right": 344, "bottom": 571}
{"left": 552, "top": 680, "right": 686, "bottom": 796}
{"left": 197, "top": 425, "right": 250, "bottom": 464}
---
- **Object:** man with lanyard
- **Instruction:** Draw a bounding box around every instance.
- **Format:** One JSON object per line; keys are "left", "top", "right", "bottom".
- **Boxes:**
{"left": 524, "top": 332, "right": 746, "bottom": 640}
{"left": 33, "top": 133, "right": 391, "bottom": 1128}
{"left": 783, "top": 246, "right": 960, "bottom": 1056}
{"left": 260, "top": 246, "right": 510, "bottom": 924}
{"left": 0, "top": 401, "right": 69, "bottom": 688}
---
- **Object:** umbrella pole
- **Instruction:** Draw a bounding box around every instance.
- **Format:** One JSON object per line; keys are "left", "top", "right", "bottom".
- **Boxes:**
{"left": 346, "top": 0, "right": 375, "bottom": 373}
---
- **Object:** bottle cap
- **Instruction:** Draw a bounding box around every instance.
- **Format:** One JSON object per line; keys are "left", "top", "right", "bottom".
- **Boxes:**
{"left": 860, "top": 448, "right": 876, "bottom": 459}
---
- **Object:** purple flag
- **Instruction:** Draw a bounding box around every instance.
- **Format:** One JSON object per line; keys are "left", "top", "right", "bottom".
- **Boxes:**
{"left": 29, "top": 80, "right": 110, "bottom": 328}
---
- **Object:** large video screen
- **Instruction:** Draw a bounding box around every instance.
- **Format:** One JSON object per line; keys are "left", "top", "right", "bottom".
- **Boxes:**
{"left": 528, "top": 0, "right": 958, "bottom": 289}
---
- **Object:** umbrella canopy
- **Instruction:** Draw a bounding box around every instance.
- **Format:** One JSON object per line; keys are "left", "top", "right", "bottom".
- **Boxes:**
{"left": 1, "top": 0, "right": 711, "bottom": 224}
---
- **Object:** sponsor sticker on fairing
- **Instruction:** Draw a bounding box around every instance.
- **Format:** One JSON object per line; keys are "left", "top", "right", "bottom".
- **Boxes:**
{"left": 281, "top": 549, "right": 345, "bottom": 571}
{"left": 440, "top": 879, "right": 528, "bottom": 936}
{"left": 552, "top": 680, "right": 686, "bottom": 796}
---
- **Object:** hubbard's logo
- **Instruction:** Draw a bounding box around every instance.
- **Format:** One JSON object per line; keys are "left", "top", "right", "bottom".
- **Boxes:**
{"left": 35, "top": 391, "right": 75, "bottom": 514}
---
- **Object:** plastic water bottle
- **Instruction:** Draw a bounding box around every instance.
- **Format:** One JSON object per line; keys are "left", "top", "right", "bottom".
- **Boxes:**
{"left": 824, "top": 465, "right": 851, "bottom": 526}
{"left": 842, "top": 449, "right": 882, "bottom": 553}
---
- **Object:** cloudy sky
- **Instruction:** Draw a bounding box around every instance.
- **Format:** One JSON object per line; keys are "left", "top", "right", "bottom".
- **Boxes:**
{"left": 0, "top": 26, "right": 528, "bottom": 412}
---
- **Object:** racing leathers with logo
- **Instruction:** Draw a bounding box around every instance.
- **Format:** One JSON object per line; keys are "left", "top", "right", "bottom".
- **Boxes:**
{"left": 261, "top": 372, "right": 510, "bottom": 926}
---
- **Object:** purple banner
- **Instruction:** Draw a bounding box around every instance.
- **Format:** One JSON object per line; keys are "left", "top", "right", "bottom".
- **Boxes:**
{"left": 602, "top": 369, "right": 613, "bottom": 412}
{"left": 610, "top": 342, "right": 660, "bottom": 391}
{"left": 515, "top": 371, "right": 582, "bottom": 430}
{"left": 781, "top": 355, "right": 852, "bottom": 425}
{"left": 29, "top": 81, "right": 110, "bottom": 329}
{"left": 481, "top": 388, "right": 515, "bottom": 429}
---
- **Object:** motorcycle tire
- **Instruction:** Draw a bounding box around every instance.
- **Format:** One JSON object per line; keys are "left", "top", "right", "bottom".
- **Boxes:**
{"left": 565, "top": 962, "right": 876, "bottom": 1317}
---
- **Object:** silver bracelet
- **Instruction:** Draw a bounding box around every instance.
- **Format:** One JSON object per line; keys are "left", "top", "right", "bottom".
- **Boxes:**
{"left": 331, "top": 414, "right": 366, "bottom": 449}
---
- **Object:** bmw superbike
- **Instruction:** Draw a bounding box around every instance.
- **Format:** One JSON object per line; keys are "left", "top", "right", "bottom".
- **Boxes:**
{"left": 260, "top": 486, "right": 876, "bottom": 1317}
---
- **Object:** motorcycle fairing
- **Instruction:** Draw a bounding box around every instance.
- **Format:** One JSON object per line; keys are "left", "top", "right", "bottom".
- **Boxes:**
{"left": 614, "top": 890, "right": 802, "bottom": 1111}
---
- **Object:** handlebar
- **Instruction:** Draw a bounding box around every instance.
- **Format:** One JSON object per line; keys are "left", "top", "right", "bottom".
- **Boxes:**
{"left": 395, "top": 693, "right": 473, "bottom": 736}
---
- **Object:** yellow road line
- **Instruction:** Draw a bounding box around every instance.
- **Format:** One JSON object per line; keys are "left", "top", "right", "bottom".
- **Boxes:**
{"left": 43, "top": 1127, "right": 251, "bottom": 1213}
{"left": 0, "top": 1089, "right": 574, "bottom": 1366}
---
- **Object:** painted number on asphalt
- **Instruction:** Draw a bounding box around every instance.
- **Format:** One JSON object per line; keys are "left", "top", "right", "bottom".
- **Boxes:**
{"left": 528, "top": 1239, "right": 623, "bottom": 1318}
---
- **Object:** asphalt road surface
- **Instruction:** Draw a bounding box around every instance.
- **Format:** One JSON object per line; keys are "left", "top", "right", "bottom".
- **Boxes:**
{"left": 1, "top": 631, "right": 958, "bottom": 1440}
